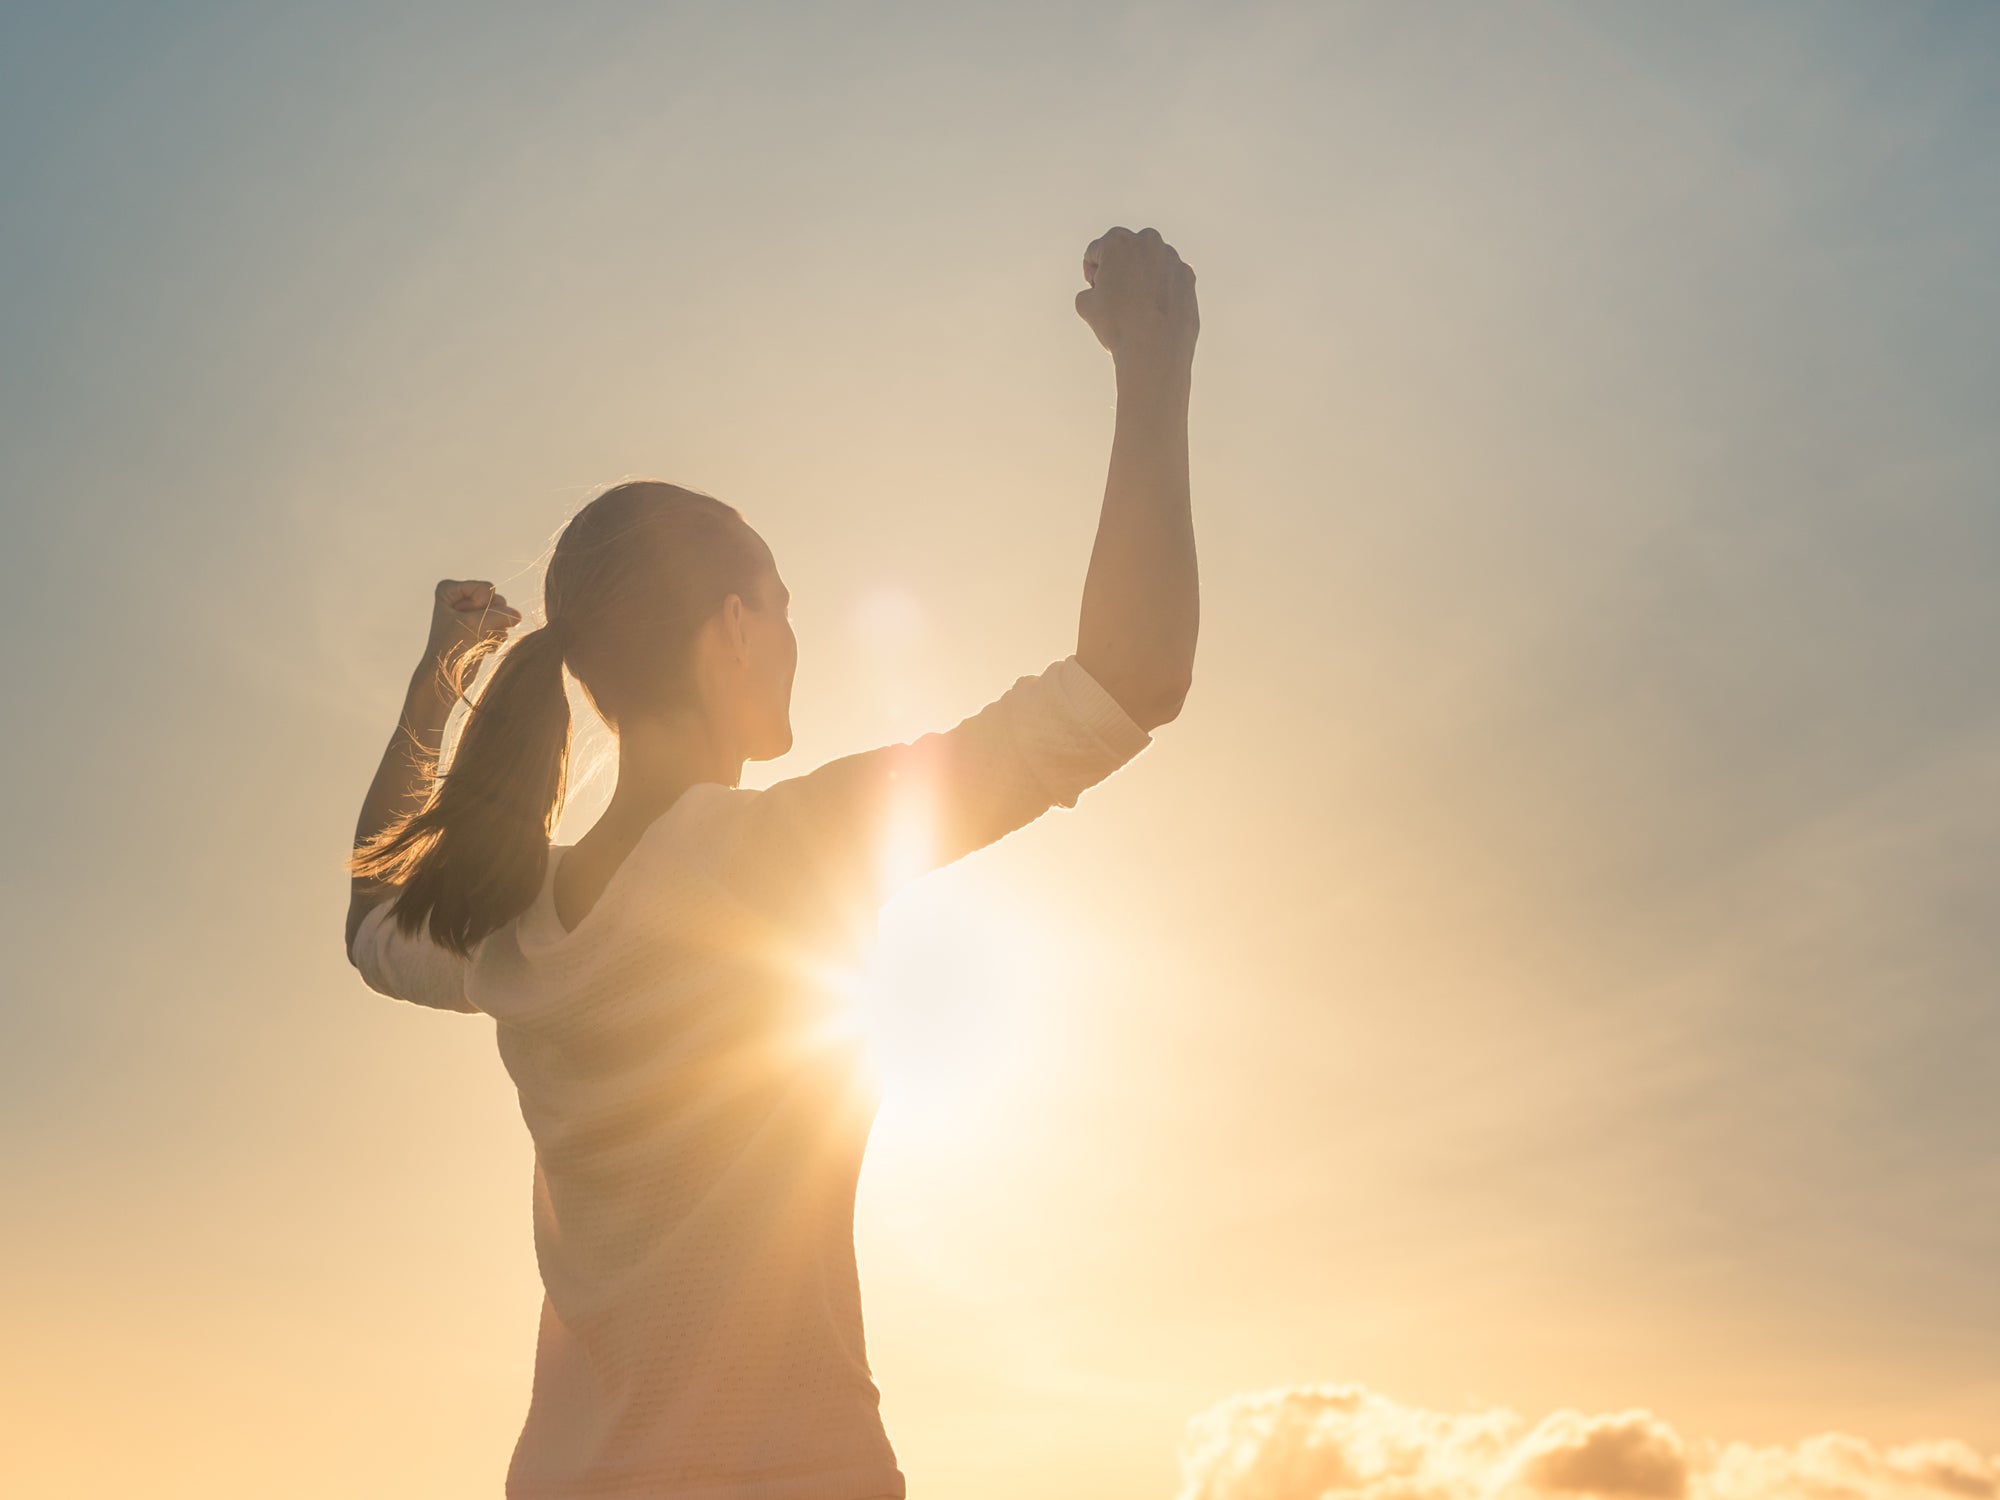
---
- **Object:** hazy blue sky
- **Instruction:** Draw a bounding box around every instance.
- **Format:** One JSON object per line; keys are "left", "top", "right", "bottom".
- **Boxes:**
{"left": 3, "top": 4, "right": 1996, "bottom": 1498}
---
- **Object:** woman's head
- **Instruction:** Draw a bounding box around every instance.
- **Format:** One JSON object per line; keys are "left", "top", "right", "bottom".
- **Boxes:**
{"left": 349, "top": 479, "right": 796, "bottom": 955}
{"left": 547, "top": 480, "right": 795, "bottom": 756}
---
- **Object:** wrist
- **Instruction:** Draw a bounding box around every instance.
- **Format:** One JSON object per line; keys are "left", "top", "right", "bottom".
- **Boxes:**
{"left": 1112, "top": 350, "right": 1193, "bottom": 401}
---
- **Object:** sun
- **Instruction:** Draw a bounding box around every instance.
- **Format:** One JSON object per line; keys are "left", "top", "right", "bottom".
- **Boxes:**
{"left": 842, "top": 875, "right": 1068, "bottom": 1156}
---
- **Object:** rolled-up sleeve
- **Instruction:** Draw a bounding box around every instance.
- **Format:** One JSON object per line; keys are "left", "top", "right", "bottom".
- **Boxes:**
{"left": 716, "top": 654, "right": 1154, "bottom": 928}
{"left": 348, "top": 897, "right": 480, "bottom": 1013}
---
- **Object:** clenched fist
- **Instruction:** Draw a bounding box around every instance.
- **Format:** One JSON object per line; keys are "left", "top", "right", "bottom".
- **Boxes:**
{"left": 1074, "top": 226, "right": 1199, "bottom": 371}
{"left": 423, "top": 578, "right": 522, "bottom": 694}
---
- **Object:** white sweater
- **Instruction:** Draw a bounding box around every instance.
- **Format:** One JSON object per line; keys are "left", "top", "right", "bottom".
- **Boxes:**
{"left": 349, "top": 655, "right": 1156, "bottom": 1500}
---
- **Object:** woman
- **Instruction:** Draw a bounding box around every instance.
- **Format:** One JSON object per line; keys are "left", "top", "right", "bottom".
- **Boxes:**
{"left": 345, "top": 225, "right": 1199, "bottom": 1500}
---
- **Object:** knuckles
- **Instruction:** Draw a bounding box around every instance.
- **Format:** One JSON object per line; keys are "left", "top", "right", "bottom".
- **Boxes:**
{"left": 1088, "top": 225, "right": 1187, "bottom": 267}
{"left": 1079, "top": 227, "right": 1196, "bottom": 328}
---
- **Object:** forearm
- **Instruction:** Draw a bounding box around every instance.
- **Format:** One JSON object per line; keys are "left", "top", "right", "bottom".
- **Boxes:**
{"left": 1076, "top": 355, "right": 1197, "bottom": 728}
{"left": 348, "top": 661, "right": 455, "bottom": 931}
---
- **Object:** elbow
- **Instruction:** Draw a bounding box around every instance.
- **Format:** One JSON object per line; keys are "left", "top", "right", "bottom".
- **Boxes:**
{"left": 1077, "top": 648, "right": 1193, "bottom": 733}
{"left": 345, "top": 884, "right": 387, "bottom": 968}
{"left": 1134, "top": 671, "right": 1193, "bottom": 732}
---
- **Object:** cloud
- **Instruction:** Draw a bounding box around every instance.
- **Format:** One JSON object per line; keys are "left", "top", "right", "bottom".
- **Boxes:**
{"left": 1512, "top": 1409, "right": 1689, "bottom": 1499}
{"left": 1175, "top": 1384, "right": 1997, "bottom": 1500}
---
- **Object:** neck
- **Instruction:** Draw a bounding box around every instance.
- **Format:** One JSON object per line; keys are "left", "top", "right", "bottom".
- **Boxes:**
{"left": 606, "top": 710, "right": 743, "bottom": 824}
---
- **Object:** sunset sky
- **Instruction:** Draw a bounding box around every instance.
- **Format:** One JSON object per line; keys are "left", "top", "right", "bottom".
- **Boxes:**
{"left": 3, "top": 3, "right": 1997, "bottom": 1497}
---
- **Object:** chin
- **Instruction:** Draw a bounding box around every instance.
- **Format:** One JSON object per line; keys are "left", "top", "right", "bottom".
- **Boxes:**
{"left": 759, "top": 723, "right": 794, "bottom": 760}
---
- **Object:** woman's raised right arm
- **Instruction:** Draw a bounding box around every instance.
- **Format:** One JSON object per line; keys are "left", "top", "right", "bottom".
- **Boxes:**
{"left": 1072, "top": 225, "right": 1201, "bottom": 734}
{"left": 709, "top": 228, "right": 1198, "bottom": 933}
{"left": 713, "top": 655, "right": 1154, "bottom": 938}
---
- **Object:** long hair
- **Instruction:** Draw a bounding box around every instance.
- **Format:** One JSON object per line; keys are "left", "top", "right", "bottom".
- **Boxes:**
{"left": 348, "top": 480, "right": 774, "bottom": 956}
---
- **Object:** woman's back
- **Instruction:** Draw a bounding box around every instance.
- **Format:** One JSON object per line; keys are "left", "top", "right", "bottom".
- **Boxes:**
{"left": 350, "top": 656, "right": 1154, "bottom": 1498}
{"left": 484, "top": 782, "right": 895, "bottom": 1499}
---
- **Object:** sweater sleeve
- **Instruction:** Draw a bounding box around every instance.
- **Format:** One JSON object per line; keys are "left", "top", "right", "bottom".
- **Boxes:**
{"left": 348, "top": 896, "right": 481, "bottom": 1013}
{"left": 715, "top": 655, "right": 1155, "bottom": 931}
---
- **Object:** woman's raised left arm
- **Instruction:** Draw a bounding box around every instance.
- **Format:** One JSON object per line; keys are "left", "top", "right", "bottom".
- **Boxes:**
{"left": 345, "top": 579, "right": 520, "bottom": 955}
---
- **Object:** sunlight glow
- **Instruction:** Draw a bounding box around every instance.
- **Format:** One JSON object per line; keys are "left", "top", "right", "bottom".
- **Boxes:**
{"left": 874, "top": 772, "right": 939, "bottom": 901}
{"left": 851, "top": 880, "right": 1066, "bottom": 1157}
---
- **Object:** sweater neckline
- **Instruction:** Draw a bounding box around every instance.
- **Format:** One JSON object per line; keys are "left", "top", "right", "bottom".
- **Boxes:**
{"left": 521, "top": 781, "right": 733, "bottom": 950}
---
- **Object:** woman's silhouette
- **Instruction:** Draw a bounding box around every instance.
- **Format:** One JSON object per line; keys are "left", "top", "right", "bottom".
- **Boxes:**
{"left": 345, "top": 226, "right": 1198, "bottom": 1500}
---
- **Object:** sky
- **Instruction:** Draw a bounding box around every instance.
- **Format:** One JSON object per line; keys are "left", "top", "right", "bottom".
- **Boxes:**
{"left": 2, "top": 2, "right": 1997, "bottom": 1497}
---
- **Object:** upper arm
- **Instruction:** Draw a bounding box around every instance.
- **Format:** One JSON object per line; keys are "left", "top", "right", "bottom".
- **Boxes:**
{"left": 346, "top": 892, "right": 481, "bottom": 1014}
{"left": 716, "top": 655, "right": 1155, "bottom": 930}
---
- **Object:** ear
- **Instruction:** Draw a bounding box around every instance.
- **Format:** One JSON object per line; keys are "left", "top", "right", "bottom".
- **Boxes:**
{"left": 721, "top": 592, "right": 751, "bottom": 666}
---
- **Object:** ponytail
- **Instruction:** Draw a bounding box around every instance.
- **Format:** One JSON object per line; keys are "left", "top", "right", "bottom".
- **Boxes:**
{"left": 350, "top": 620, "right": 574, "bottom": 957}
{"left": 350, "top": 479, "right": 771, "bottom": 957}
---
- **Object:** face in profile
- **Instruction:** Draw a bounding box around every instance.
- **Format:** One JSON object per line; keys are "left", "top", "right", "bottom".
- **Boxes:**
{"left": 736, "top": 565, "right": 797, "bottom": 762}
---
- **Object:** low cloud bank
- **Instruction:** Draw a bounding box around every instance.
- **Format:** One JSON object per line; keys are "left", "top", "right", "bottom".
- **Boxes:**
{"left": 1175, "top": 1383, "right": 1996, "bottom": 1500}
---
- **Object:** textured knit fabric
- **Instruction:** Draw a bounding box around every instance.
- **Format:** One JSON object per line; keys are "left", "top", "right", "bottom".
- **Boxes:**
{"left": 349, "top": 654, "right": 1155, "bottom": 1500}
